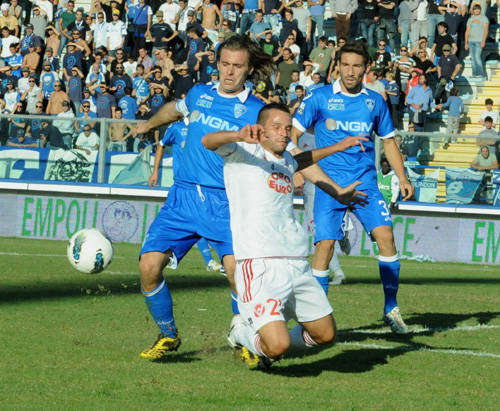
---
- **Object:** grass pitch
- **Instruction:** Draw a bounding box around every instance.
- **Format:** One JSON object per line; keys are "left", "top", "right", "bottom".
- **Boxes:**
{"left": 1, "top": 237, "right": 499, "bottom": 410}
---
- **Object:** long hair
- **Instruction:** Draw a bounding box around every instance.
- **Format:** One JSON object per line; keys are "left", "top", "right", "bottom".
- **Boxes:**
{"left": 216, "top": 35, "right": 275, "bottom": 81}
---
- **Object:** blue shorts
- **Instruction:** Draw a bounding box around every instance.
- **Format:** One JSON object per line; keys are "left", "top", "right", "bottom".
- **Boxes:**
{"left": 140, "top": 181, "right": 233, "bottom": 262}
{"left": 314, "top": 183, "right": 392, "bottom": 242}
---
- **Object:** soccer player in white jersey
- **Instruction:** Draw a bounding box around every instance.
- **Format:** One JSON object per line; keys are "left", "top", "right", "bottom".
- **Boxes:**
{"left": 292, "top": 40, "right": 415, "bottom": 334}
{"left": 202, "top": 103, "right": 368, "bottom": 366}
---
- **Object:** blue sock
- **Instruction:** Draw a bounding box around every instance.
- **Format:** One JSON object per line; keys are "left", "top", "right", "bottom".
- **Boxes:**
{"left": 312, "top": 269, "right": 329, "bottom": 295}
{"left": 197, "top": 238, "right": 213, "bottom": 265}
{"left": 231, "top": 290, "right": 239, "bottom": 315}
{"left": 378, "top": 255, "right": 400, "bottom": 314}
{"left": 143, "top": 280, "right": 177, "bottom": 338}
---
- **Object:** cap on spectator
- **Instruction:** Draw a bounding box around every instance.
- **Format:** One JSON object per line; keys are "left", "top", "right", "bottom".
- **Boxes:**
{"left": 156, "top": 10, "right": 163, "bottom": 16}
{"left": 187, "top": 10, "right": 195, "bottom": 16}
{"left": 6, "top": 79, "right": 13, "bottom": 85}
{"left": 21, "top": 67, "right": 29, "bottom": 72}
{"left": 62, "top": 101, "right": 70, "bottom": 107}
{"left": 43, "top": 60, "right": 51, "bottom": 66}
{"left": 442, "top": 44, "right": 451, "bottom": 51}
{"left": 83, "top": 87, "right": 90, "bottom": 92}
{"left": 175, "top": 63, "right": 188, "bottom": 71}
{"left": 29, "top": 41, "right": 36, "bottom": 47}
{"left": 112, "top": 9, "right": 120, "bottom": 16}
{"left": 1, "top": 4, "right": 9, "bottom": 11}
{"left": 211, "top": 69, "right": 219, "bottom": 75}
{"left": 26, "top": 23, "right": 34, "bottom": 29}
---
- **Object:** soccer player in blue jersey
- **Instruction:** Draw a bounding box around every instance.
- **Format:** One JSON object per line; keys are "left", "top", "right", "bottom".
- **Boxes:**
{"left": 149, "top": 119, "right": 223, "bottom": 272}
{"left": 133, "top": 35, "right": 276, "bottom": 360}
{"left": 292, "top": 40, "right": 415, "bottom": 334}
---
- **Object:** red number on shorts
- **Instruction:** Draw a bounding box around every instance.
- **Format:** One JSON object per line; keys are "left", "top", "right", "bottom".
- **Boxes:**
{"left": 267, "top": 298, "right": 281, "bottom": 316}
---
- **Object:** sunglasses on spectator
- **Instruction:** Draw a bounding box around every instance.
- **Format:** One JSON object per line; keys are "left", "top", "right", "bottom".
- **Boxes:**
{"left": 29, "top": 79, "right": 35, "bottom": 82}
{"left": 54, "top": 84, "right": 61, "bottom": 87}
{"left": 36, "top": 105, "right": 43, "bottom": 108}
{"left": 83, "top": 105, "right": 90, "bottom": 108}
{"left": 401, "top": 48, "right": 407, "bottom": 52}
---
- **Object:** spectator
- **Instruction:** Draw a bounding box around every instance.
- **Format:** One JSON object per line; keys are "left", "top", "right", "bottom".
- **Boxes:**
{"left": 20, "top": 23, "right": 42, "bottom": 55}
{"left": 93, "top": 12, "right": 107, "bottom": 52}
{"left": 376, "top": 0, "right": 396, "bottom": 53}
{"left": 46, "top": 81, "right": 70, "bottom": 115}
{"left": 151, "top": 10, "right": 178, "bottom": 55}
{"left": 478, "top": 98, "right": 498, "bottom": 128}
{"left": 75, "top": 100, "right": 97, "bottom": 134}
{"left": 330, "top": 0, "right": 357, "bottom": 41}
{"left": 66, "top": 9, "right": 91, "bottom": 42}
{"left": 172, "top": 63, "right": 193, "bottom": 99}
{"left": 477, "top": 117, "right": 497, "bottom": 151}
{"left": 81, "top": 87, "right": 97, "bottom": 113}
{"left": 8, "top": 101, "right": 25, "bottom": 139}
{"left": 406, "top": 73, "right": 433, "bottom": 131}
{"left": 30, "top": 5, "right": 48, "bottom": 39}
{"left": 309, "top": 36, "right": 331, "bottom": 78}
{"left": 186, "top": 26, "right": 205, "bottom": 75}
{"left": 248, "top": 10, "right": 270, "bottom": 42}
{"left": 58, "top": 0, "right": 76, "bottom": 54}
{"left": 290, "top": 0, "right": 311, "bottom": 51}
{"left": 132, "top": 63, "right": 150, "bottom": 104}
{"left": 21, "top": 42, "right": 39, "bottom": 74}
{"left": 107, "top": 10, "right": 127, "bottom": 57}
{"left": 63, "top": 42, "right": 84, "bottom": 78}
{"left": 306, "top": 71, "right": 324, "bottom": 93}
{"left": 75, "top": 124, "right": 100, "bottom": 155}
{"left": 4, "top": 79, "right": 19, "bottom": 112}
{"left": 40, "top": 61, "right": 60, "bottom": 103}
{"left": 0, "top": 4, "right": 19, "bottom": 37}
{"left": 438, "top": 86, "right": 464, "bottom": 146}
{"left": 221, "top": 3, "right": 240, "bottom": 32}
{"left": 197, "top": 0, "right": 223, "bottom": 44}
{"left": 44, "top": 46, "right": 60, "bottom": 72}
{"left": 471, "top": 146, "right": 499, "bottom": 170}
{"left": 195, "top": 48, "right": 217, "bottom": 83}
{"left": 288, "top": 83, "right": 305, "bottom": 115}
{"left": 26, "top": 102, "right": 45, "bottom": 142}
{"left": 365, "top": 68, "right": 387, "bottom": 99}
{"left": 373, "top": 38, "right": 392, "bottom": 70}
{"left": 137, "top": 47, "right": 154, "bottom": 73}
{"left": 17, "top": 66, "right": 30, "bottom": 92}
{"left": 240, "top": 0, "right": 259, "bottom": 35}
{"left": 393, "top": 45, "right": 414, "bottom": 96}
{"left": 118, "top": 87, "right": 138, "bottom": 119}
{"left": 53, "top": 100, "right": 75, "bottom": 149}
{"left": 438, "top": 0, "right": 461, "bottom": 44}
{"left": 110, "top": 62, "right": 133, "bottom": 101}
{"left": 398, "top": 0, "right": 417, "bottom": 50}
{"left": 283, "top": 33, "right": 301, "bottom": 63}
{"left": 358, "top": 0, "right": 377, "bottom": 47}
{"left": 40, "top": 120, "right": 65, "bottom": 150}
{"left": 108, "top": 107, "right": 132, "bottom": 151}
{"left": 299, "top": 60, "right": 316, "bottom": 87}
{"left": 435, "top": 43, "right": 461, "bottom": 104}
{"left": 377, "top": 157, "right": 400, "bottom": 209}
{"left": 276, "top": 47, "right": 300, "bottom": 90}
{"left": 94, "top": 83, "right": 116, "bottom": 118}
{"left": 0, "top": 26, "right": 19, "bottom": 64}
{"left": 5, "top": 43, "right": 22, "bottom": 78}
{"left": 131, "top": 0, "right": 152, "bottom": 58}
{"left": 7, "top": 130, "right": 37, "bottom": 147}
{"left": 308, "top": 0, "right": 325, "bottom": 47}
{"left": 20, "top": 75, "right": 42, "bottom": 114}
{"left": 385, "top": 70, "right": 400, "bottom": 127}
{"left": 464, "top": 4, "right": 488, "bottom": 79}
{"left": 158, "top": 0, "right": 181, "bottom": 32}
{"left": 430, "top": 22, "right": 457, "bottom": 63}
{"left": 66, "top": 66, "right": 84, "bottom": 113}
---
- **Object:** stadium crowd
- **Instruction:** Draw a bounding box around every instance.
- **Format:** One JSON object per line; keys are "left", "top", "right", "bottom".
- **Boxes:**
{"left": 0, "top": 0, "right": 498, "bottom": 163}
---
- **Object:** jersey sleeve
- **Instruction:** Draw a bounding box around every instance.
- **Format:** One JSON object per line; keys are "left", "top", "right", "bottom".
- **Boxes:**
{"left": 161, "top": 123, "right": 176, "bottom": 146}
{"left": 374, "top": 96, "right": 395, "bottom": 139}
{"left": 292, "top": 92, "right": 319, "bottom": 132}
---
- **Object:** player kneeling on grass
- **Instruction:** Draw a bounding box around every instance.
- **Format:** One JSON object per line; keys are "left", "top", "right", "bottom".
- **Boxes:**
{"left": 202, "top": 103, "right": 368, "bottom": 368}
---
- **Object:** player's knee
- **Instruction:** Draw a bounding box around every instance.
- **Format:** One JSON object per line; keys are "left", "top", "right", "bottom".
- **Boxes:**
{"left": 313, "top": 326, "right": 336, "bottom": 345}
{"left": 263, "top": 337, "right": 290, "bottom": 359}
{"left": 139, "top": 254, "right": 164, "bottom": 288}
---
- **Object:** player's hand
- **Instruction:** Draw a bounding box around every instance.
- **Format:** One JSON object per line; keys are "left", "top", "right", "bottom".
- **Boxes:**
{"left": 133, "top": 121, "right": 152, "bottom": 136}
{"left": 293, "top": 172, "right": 305, "bottom": 189}
{"left": 335, "top": 136, "right": 369, "bottom": 152}
{"left": 238, "top": 124, "right": 263, "bottom": 144}
{"left": 148, "top": 172, "right": 158, "bottom": 187}
{"left": 336, "top": 180, "right": 368, "bottom": 207}
{"left": 399, "top": 179, "right": 414, "bottom": 201}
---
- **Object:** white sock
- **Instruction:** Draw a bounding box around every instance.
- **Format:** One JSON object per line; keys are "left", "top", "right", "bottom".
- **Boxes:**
{"left": 329, "top": 253, "right": 343, "bottom": 274}
{"left": 233, "top": 323, "right": 265, "bottom": 356}
{"left": 312, "top": 268, "right": 329, "bottom": 278}
{"left": 289, "top": 324, "right": 318, "bottom": 350}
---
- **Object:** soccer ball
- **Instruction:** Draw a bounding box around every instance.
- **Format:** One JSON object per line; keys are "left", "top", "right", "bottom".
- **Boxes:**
{"left": 67, "top": 229, "right": 114, "bottom": 274}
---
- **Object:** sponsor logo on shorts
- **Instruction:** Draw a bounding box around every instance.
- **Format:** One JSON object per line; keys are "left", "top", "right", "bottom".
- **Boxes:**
{"left": 254, "top": 304, "right": 265, "bottom": 317}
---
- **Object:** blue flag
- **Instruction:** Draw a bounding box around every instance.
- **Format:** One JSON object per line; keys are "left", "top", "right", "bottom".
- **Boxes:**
{"left": 445, "top": 167, "right": 483, "bottom": 204}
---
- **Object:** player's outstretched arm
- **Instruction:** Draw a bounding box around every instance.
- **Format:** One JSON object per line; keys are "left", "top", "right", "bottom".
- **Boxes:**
{"left": 133, "top": 101, "right": 183, "bottom": 136}
{"left": 382, "top": 137, "right": 414, "bottom": 201}
{"left": 149, "top": 144, "right": 165, "bottom": 187}
{"left": 294, "top": 136, "right": 369, "bottom": 171}
{"left": 202, "top": 124, "right": 263, "bottom": 151}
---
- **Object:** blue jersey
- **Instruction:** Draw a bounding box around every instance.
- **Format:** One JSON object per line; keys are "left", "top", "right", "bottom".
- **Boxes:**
{"left": 293, "top": 79, "right": 394, "bottom": 186}
{"left": 176, "top": 83, "right": 264, "bottom": 188}
{"left": 118, "top": 95, "right": 138, "bottom": 119}
{"left": 133, "top": 76, "right": 149, "bottom": 100}
{"left": 161, "top": 120, "right": 188, "bottom": 180}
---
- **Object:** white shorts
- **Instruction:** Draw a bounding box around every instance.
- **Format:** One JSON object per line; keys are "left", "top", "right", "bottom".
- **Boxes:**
{"left": 235, "top": 257, "right": 333, "bottom": 332}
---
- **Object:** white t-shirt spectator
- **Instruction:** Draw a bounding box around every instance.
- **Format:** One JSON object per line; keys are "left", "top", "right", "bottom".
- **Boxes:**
{"left": 1, "top": 35, "right": 19, "bottom": 58}
{"left": 53, "top": 110, "right": 75, "bottom": 135}
{"left": 480, "top": 109, "right": 498, "bottom": 127}
{"left": 76, "top": 130, "right": 99, "bottom": 150}
{"left": 159, "top": 1, "right": 181, "bottom": 30}
{"left": 106, "top": 20, "right": 127, "bottom": 51}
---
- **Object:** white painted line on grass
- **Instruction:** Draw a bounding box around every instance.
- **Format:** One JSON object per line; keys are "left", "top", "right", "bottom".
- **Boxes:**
{"left": 339, "top": 341, "right": 500, "bottom": 359}
{"left": 343, "top": 324, "right": 500, "bottom": 335}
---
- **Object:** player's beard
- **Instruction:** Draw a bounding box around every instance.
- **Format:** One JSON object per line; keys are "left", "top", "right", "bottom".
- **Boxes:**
{"left": 341, "top": 77, "right": 363, "bottom": 94}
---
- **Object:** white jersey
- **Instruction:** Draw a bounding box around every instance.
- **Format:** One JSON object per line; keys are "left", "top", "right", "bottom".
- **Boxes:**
{"left": 217, "top": 141, "right": 309, "bottom": 260}
{"left": 299, "top": 131, "right": 316, "bottom": 198}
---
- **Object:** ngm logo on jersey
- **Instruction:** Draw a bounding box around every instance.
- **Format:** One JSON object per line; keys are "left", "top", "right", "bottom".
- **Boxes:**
{"left": 325, "top": 118, "right": 373, "bottom": 133}
{"left": 267, "top": 171, "right": 293, "bottom": 194}
{"left": 190, "top": 110, "right": 239, "bottom": 131}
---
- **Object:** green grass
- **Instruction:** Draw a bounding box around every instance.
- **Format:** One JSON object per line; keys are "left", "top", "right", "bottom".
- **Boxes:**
{"left": 1, "top": 237, "right": 499, "bottom": 410}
